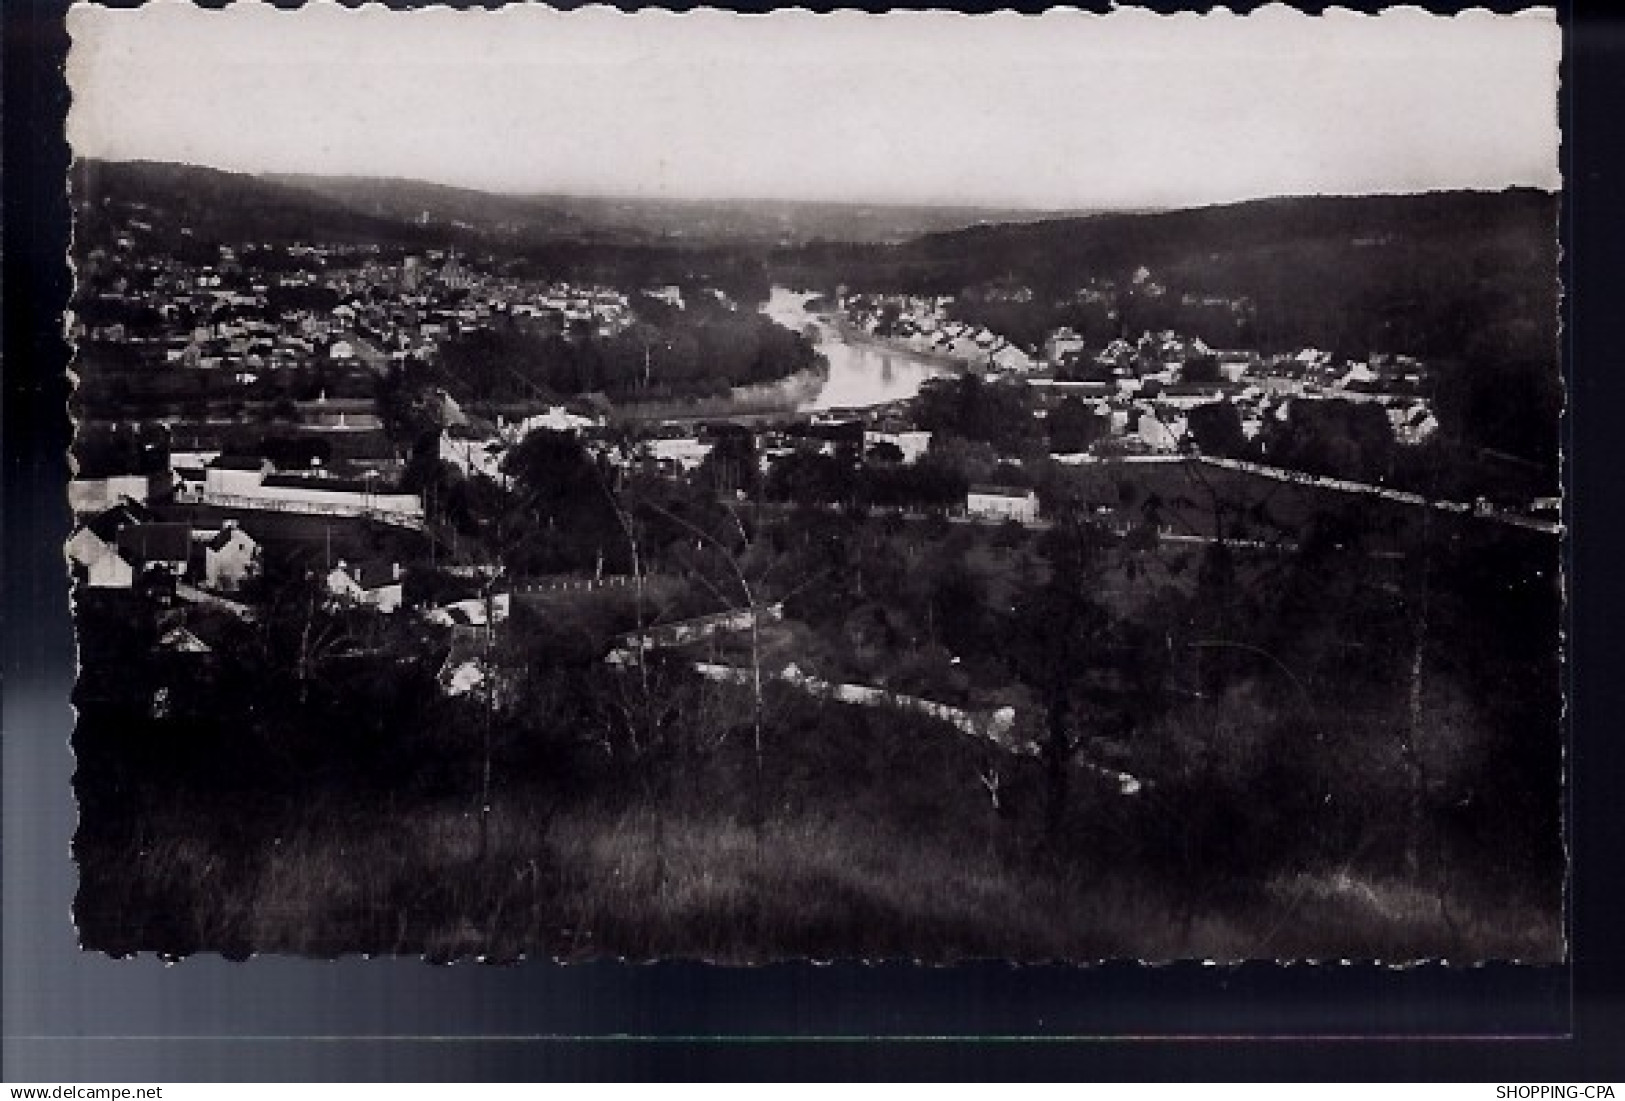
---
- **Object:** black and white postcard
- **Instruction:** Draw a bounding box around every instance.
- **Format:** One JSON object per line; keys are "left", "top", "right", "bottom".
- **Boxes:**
{"left": 63, "top": 3, "right": 1564, "bottom": 963}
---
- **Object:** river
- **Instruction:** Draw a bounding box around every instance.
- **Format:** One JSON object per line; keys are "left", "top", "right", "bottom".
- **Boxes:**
{"left": 762, "top": 287, "right": 954, "bottom": 413}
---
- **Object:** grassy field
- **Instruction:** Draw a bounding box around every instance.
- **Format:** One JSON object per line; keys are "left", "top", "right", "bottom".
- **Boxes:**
{"left": 80, "top": 796, "right": 1558, "bottom": 962}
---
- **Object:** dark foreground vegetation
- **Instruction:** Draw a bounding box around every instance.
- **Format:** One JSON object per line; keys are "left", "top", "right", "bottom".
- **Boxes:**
{"left": 74, "top": 458, "right": 1563, "bottom": 961}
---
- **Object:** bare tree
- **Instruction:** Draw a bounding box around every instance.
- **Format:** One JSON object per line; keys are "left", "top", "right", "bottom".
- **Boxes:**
{"left": 634, "top": 497, "right": 768, "bottom": 770}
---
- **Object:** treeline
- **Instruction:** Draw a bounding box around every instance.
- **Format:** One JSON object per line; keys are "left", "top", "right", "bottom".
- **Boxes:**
{"left": 763, "top": 448, "right": 968, "bottom": 510}
{"left": 432, "top": 301, "right": 820, "bottom": 405}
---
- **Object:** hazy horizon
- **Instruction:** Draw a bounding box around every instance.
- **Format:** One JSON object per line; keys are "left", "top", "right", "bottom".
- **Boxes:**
{"left": 68, "top": 4, "right": 1561, "bottom": 211}
{"left": 81, "top": 154, "right": 1564, "bottom": 223}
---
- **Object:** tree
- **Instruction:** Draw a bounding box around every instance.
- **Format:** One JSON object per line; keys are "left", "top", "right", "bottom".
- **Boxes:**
{"left": 629, "top": 494, "right": 775, "bottom": 822}
{"left": 698, "top": 430, "right": 760, "bottom": 499}
{"left": 914, "top": 375, "right": 1035, "bottom": 453}
{"left": 866, "top": 440, "right": 905, "bottom": 466}
{"left": 1179, "top": 354, "right": 1221, "bottom": 386}
{"left": 1003, "top": 519, "right": 1116, "bottom": 837}
{"left": 1260, "top": 399, "right": 1396, "bottom": 481}
{"left": 1047, "top": 397, "right": 1105, "bottom": 454}
{"left": 1185, "top": 401, "right": 1247, "bottom": 458}
{"left": 500, "top": 429, "right": 625, "bottom": 576}
{"left": 923, "top": 433, "right": 998, "bottom": 486}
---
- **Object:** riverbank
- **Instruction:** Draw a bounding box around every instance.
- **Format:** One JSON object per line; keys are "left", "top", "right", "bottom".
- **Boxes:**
{"left": 826, "top": 314, "right": 979, "bottom": 372}
{"left": 605, "top": 364, "right": 829, "bottom": 426}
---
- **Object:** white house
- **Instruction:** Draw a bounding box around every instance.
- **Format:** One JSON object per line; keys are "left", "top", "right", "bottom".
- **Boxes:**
{"left": 988, "top": 343, "right": 1037, "bottom": 374}
{"left": 424, "top": 593, "right": 512, "bottom": 629}
{"left": 65, "top": 499, "right": 154, "bottom": 589}
{"left": 1044, "top": 328, "right": 1086, "bottom": 365}
{"left": 501, "top": 406, "right": 603, "bottom": 443}
{"left": 326, "top": 560, "right": 404, "bottom": 613}
{"left": 642, "top": 437, "right": 713, "bottom": 472}
{"left": 1391, "top": 402, "right": 1440, "bottom": 446}
{"left": 1137, "top": 412, "right": 1187, "bottom": 452}
{"left": 440, "top": 430, "right": 508, "bottom": 482}
{"left": 966, "top": 485, "right": 1040, "bottom": 525}
{"left": 197, "top": 522, "right": 260, "bottom": 592}
{"left": 158, "top": 626, "right": 213, "bottom": 655}
{"left": 1336, "top": 363, "right": 1379, "bottom": 390}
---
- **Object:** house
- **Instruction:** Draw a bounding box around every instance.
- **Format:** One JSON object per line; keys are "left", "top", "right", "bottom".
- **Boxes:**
{"left": 966, "top": 485, "right": 1040, "bottom": 525}
{"left": 424, "top": 593, "right": 511, "bottom": 629}
{"left": 196, "top": 522, "right": 260, "bottom": 592}
{"left": 1391, "top": 402, "right": 1440, "bottom": 446}
{"left": 1044, "top": 328, "right": 1086, "bottom": 365}
{"left": 1336, "top": 363, "right": 1380, "bottom": 391}
{"left": 436, "top": 635, "right": 515, "bottom": 704}
{"left": 65, "top": 499, "right": 155, "bottom": 589}
{"left": 1136, "top": 411, "right": 1187, "bottom": 452}
{"left": 865, "top": 430, "right": 933, "bottom": 465}
{"left": 157, "top": 625, "right": 213, "bottom": 655}
{"left": 642, "top": 437, "right": 713, "bottom": 473}
{"left": 438, "top": 635, "right": 490, "bottom": 697}
{"left": 326, "top": 560, "right": 404, "bottom": 613}
{"left": 440, "top": 429, "right": 507, "bottom": 481}
{"left": 329, "top": 333, "right": 387, "bottom": 370}
{"left": 502, "top": 406, "right": 603, "bottom": 442}
{"left": 115, "top": 522, "right": 193, "bottom": 580}
{"left": 988, "top": 343, "right": 1037, "bottom": 374}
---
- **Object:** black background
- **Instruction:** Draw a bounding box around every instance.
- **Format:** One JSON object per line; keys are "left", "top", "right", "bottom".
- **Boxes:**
{"left": 5, "top": 0, "right": 1621, "bottom": 1081}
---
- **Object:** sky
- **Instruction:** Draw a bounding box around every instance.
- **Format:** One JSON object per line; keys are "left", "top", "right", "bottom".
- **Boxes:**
{"left": 67, "top": 2, "right": 1561, "bottom": 211}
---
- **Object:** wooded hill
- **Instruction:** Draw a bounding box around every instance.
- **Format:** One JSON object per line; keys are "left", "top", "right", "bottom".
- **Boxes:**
{"left": 72, "top": 159, "right": 467, "bottom": 252}
{"left": 782, "top": 188, "right": 1559, "bottom": 361}
{"left": 72, "top": 159, "right": 1068, "bottom": 253}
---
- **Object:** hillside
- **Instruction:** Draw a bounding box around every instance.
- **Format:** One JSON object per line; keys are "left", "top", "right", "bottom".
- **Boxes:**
{"left": 72, "top": 159, "right": 1076, "bottom": 252}
{"left": 904, "top": 188, "right": 1556, "bottom": 277}
{"left": 71, "top": 159, "right": 466, "bottom": 253}
{"left": 786, "top": 188, "right": 1560, "bottom": 363}
{"left": 275, "top": 173, "right": 1076, "bottom": 246}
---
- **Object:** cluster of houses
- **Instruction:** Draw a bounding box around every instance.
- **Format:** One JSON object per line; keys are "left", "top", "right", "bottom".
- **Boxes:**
{"left": 79, "top": 224, "right": 646, "bottom": 386}
{"left": 66, "top": 499, "right": 259, "bottom": 594}
{"left": 66, "top": 486, "right": 524, "bottom": 704}
{"left": 833, "top": 285, "right": 1438, "bottom": 459}
{"left": 1034, "top": 332, "right": 1438, "bottom": 455}
{"left": 841, "top": 293, "right": 1038, "bottom": 373}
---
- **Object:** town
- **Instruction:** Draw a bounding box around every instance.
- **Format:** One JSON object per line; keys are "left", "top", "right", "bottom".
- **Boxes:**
{"left": 67, "top": 163, "right": 1564, "bottom": 962}
{"left": 69, "top": 201, "right": 1553, "bottom": 629}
